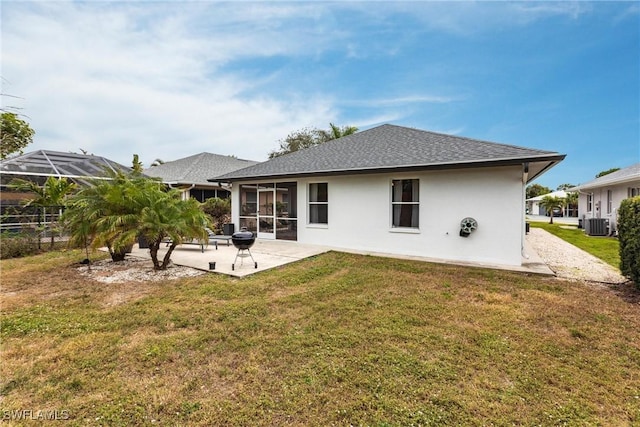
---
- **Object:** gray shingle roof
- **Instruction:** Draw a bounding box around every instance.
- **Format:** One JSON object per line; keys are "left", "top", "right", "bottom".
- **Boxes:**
{"left": 212, "top": 124, "right": 565, "bottom": 182}
{"left": 144, "top": 152, "right": 258, "bottom": 185}
{"left": 571, "top": 163, "right": 640, "bottom": 191}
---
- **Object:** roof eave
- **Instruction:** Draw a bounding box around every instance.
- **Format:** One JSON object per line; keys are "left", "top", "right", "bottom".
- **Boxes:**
{"left": 572, "top": 175, "right": 640, "bottom": 191}
{"left": 212, "top": 154, "right": 566, "bottom": 183}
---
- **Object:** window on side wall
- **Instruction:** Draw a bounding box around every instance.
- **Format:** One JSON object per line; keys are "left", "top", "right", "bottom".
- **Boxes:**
{"left": 391, "top": 179, "right": 419, "bottom": 228}
{"left": 587, "top": 193, "right": 593, "bottom": 212}
{"left": 309, "top": 183, "right": 328, "bottom": 224}
{"left": 607, "top": 190, "right": 613, "bottom": 214}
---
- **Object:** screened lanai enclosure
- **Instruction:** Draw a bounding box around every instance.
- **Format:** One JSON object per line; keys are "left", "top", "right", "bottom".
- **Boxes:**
{"left": 0, "top": 150, "right": 131, "bottom": 233}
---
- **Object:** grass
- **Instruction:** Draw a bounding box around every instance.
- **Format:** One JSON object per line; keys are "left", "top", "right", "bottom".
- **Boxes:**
{"left": 529, "top": 221, "right": 621, "bottom": 268}
{"left": 1, "top": 249, "right": 639, "bottom": 426}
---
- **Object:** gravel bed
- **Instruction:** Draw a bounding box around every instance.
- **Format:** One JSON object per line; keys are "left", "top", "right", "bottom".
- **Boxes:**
{"left": 526, "top": 227, "right": 627, "bottom": 284}
{"left": 77, "top": 256, "right": 206, "bottom": 283}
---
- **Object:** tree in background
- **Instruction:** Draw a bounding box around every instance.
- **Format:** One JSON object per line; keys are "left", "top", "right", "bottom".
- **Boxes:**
{"left": 539, "top": 196, "right": 565, "bottom": 224}
{"left": 556, "top": 183, "right": 576, "bottom": 191}
{"left": 268, "top": 123, "right": 358, "bottom": 158}
{"left": 526, "top": 183, "right": 552, "bottom": 199}
{"left": 8, "top": 176, "right": 77, "bottom": 248}
{"left": 564, "top": 191, "right": 578, "bottom": 217}
{"left": 1, "top": 112, "right": 35, "bottom": 159}
{"left": 132, "top": 154, "right": 144, "bottom": 174}
{"left": 201, "top": 197, "right": 231, "bottom": 233}
{"left": 596, "top": 167, "right": 620, "bottom": 178}
{"left": 269, "top": 127, "right": 321, "bottom": 159}
{"left": 317, "top": 123, "right": 359, "bottom": 142}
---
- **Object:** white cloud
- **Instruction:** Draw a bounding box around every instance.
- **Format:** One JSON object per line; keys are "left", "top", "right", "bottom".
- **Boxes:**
{"left": 346, "top": 95, "right": 459, "bottom": 107}
{"left": 1, "top": 0, "right": 617, "bottom": 170}
{"left": 1, "top": 1, "right": 344, "bottom": 165}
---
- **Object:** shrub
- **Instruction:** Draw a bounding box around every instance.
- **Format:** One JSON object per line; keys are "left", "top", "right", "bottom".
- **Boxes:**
{"left": 617, "top": 196, "right": 640, "bottom": 287}
{"left": 0, "top": 231, "right": 40, "bottom": 259}
{"left": 201, "top": 198, "right": 231, "bottom": 233}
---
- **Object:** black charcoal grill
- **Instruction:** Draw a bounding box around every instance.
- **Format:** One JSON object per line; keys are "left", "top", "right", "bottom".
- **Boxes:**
{"left": 231, "top": 228, "right": 257, "bottom": 270}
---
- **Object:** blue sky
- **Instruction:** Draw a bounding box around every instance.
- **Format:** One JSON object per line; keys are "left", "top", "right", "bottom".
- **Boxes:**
{"left": 2, "top": 1, "right": 638, "bottom": 189}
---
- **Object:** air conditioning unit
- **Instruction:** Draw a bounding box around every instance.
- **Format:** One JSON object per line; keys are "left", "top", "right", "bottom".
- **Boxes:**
{"left": 587, "top": 218, "right": 607, "bottom": 236}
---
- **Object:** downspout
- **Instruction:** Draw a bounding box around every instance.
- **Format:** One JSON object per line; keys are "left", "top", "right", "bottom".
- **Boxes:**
{"left": 521, "top": 163, "right": 529, "bottom": 261}
{"left": 575, "top": 188, "right": 593, "bottom": 218}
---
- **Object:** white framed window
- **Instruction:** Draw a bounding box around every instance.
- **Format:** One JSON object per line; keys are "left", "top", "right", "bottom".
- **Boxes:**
{"left": 391, "top": 179, "right": 419, "bottom": 228}
{"left": 607, "top": 190, "right": 613, "bottom": 214}
{"left": 587, "top": 193, "right": 593, "bottom": 212}
{"left": 629, "top": 187, "right": 640, "bottom": 198}
{"left": 308, "top": 183, "right": 328, "bottom": 224}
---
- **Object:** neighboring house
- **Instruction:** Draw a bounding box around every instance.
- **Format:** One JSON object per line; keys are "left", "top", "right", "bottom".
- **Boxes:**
{"left": 526, "top": 190, "right": 575, "bottom": 217}
{"left": 571, "top": 163, "right": 640, "bottom": 233}
{"left": 213, "top": 124, "right": 564, "bottom": 267}
{"left": 144, "top": 152, "right": 258, "bottom": 202}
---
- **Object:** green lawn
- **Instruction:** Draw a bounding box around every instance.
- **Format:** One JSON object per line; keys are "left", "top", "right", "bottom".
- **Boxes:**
{"left": 529, "top": 221, "right": 621, "bottom": 268}
{"left": 1, "top": 250, "right": 639, "bottom": 426}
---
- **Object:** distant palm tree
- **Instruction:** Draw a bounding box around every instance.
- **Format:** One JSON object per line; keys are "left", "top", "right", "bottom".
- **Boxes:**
{"left": 9, "top": 176, "right": 77, "bottom": 248}
{"left": 539, "top": 196, "right": 565, "bottom": 224}
{"left": 132, "top": 154, "right": 144, "bottom": 174}
{"left": 564, "top": 191, "right": 578, "bottom": 217}
{"left": 319, "top": 123, "right": 359, "bottom": 142}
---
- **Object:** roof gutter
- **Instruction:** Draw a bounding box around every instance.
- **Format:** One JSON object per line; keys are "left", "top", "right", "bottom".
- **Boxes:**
{"left": 211, "top": 155, "right": 566, "bottom": 183}
{"left": 572, "top": 175, "right": 640, "bottom": 192}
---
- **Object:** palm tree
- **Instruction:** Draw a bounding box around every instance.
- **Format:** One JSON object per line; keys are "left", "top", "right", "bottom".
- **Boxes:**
{"left": 9, "top": 176, "right": 77, "bottom": 248}
{"left": 131, "top": 154, "right": 144, "bottom": 174}
{"left": 539, "top": 196, "right": 565, "bottom": 224}
{"left": 64, "top": 171, "right": 148, "bottom": 261}
{"left": 64, "top": 170, "right": 211, "bottom": 268}
{"left": 564, "top": 191, "right": 578, "bottom": 217}
{"left": 318, "top": 123, "right": 358, "bottom": 142}
{"left": 138, "top": 191, "right": 211, "bottom": 270}
{"left": 62, "top": 196, "right": 94, "bottom": 265}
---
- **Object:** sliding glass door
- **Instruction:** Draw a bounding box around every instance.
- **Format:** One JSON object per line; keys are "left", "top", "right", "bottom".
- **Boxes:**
{"left": 239, "top": 182, "right": 297, "bottom": 241}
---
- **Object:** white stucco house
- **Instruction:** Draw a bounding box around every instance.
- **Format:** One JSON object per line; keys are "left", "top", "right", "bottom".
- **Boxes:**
{"left": 571, "top": 163, "right": 640, "bottom": 234}
{"left": 212, "top": 124, "right": 564, "bottom": 267}
{"left": 526, "top": 190, "right": 576, "bottom": 217}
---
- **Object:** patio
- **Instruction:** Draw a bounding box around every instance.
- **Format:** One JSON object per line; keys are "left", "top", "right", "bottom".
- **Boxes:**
{"left": 127, "top": 235, "right": 554, "bottom": 278}
{"left": 128, "top": 239, "right": 331, "bottom": 278}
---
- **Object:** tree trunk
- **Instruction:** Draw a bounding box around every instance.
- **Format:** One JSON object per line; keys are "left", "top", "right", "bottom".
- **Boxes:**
{"left": 149, "top": 241, "right": 161, "bottom": 270}
{"left": 159, "top": 243, "right": 178, "bottom": 270}
{"left": 107, "top": 242, "right": 128, "bottom": 262}
{"left": 49, "top": 207, "right": 55, "bottom": 249}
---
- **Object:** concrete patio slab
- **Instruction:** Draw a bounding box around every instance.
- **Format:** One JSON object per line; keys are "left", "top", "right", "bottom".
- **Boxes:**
{"left": 128, "top": 239, "right": 331, "bottom": 278}
{"left": 128, "top": 234, "right": 555, "bottom": 278}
